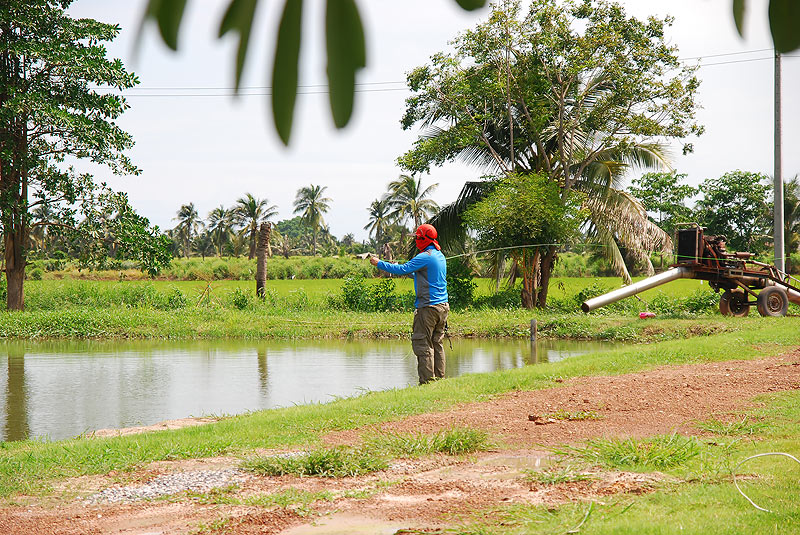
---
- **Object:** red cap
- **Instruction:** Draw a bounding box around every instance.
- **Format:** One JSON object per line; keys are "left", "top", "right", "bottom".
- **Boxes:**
{"left": 415, "top": 224, "right": 440, "bottom": 251}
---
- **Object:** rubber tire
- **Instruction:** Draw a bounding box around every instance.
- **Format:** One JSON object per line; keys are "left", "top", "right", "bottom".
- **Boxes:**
{"left": 756, "top": 286, "right": 789, "bottom": 317}
{"left": 719, "top": 290, "right": 750, "bottom": 317}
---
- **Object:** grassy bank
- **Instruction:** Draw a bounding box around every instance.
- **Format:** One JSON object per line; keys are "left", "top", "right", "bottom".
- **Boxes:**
{"left": 1, "top": 320, "right": 799, "bottom": 498}
{"left": 0, "top": 277, "right": 747, "bottom": 340}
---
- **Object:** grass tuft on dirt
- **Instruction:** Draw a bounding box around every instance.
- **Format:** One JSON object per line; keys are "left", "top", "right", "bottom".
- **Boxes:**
{"left": 363, "top": 427, "right": 491, "bottom": 457}
{"left": 551, "top": 433, "right": 701, "bottom": 471}
{"left": 242, "top": 448, "right": 389, "bottom": 478}
{"left": 695, "top": 416, "right": 767, "bottom": 436}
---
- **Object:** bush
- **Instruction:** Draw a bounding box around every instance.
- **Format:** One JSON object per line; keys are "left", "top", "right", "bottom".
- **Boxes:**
{"left": 28, "top": 267, "right": 44, "bottom": 281}
{"left": 229, "top": 288, "right": 250, "bottom": 310}
{"left": 165, "top": 287, "right": 187, "bottom": 309}
{"left": 446, "top": 258, "right": 477, "bottom": 310}
{"left": 335, "top": 276, "right": 412, "bottom": 312}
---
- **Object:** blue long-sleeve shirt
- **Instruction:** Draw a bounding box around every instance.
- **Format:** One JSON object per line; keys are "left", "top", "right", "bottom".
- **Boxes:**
{"left": 377, "top": 246, "right": 448, "bottom": 308}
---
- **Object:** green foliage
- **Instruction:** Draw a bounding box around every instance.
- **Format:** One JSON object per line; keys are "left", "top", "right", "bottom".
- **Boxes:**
{"left": 464, "top": 174, "right": 584, "bottom": 253}
{"left": 334, "top": 276, "right": 413, "bottom": 312}
{"left": 446, "top": 258, "right": 477, "bottom": 310}
{"left": 28, "top": 268, "right": 44, "bottom": 281}
{"left": 166, "top": 287, "right": 188, "bottom": 309}
{"left": 229, "top": 288, "right": 251, "bottom": 310}
{"left": 0, "top": 0, "right": 170, "bottom": 308}
{"left": 629, "top": 172, "right": 698, "bottom": 234}
{"left": 695, "top": 170, "right": 771, "bottom": 253}
{"left": 242, "top": 448, "right": 388, "bottom": 478}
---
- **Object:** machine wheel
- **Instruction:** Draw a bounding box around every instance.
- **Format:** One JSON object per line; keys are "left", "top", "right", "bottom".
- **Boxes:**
{"left": 756, "top": 286, "right": 789, "bottom": 317}
{"left": 720, "top": 290, "right": 750, "bottom": 317}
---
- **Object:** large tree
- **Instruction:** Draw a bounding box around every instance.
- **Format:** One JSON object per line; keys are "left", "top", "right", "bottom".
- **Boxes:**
{"left": 695, "top": 170, "right": 771, "bottom": 253}
{"left": 400, "top": 0, "right": 701, "bottom": 305}
{"left": 628, "top": 172, "right": 698, "bottom": 235}
{"left": 0, "top": 0, "right": 168, "bottom": 310}
{"left": 293, "top": 184, "right": 331, "bottom": 255}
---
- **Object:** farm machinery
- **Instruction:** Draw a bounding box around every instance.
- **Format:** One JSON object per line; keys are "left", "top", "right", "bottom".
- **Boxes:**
{"left": 581, "top": 223, "right": 800, "bottom": 317}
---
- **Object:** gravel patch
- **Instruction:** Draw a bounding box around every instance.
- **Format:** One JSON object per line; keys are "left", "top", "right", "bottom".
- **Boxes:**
{"left": 84, "top": 469, "right": 249, "bottom": 504}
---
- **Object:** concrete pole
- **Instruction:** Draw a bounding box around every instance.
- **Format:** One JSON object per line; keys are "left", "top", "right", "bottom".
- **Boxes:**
{"left": 774, "top": 50, "right": 784, "bottom": 272}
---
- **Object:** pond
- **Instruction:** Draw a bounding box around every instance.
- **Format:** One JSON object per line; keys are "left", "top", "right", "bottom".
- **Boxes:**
{"left": 0, "top": 338, "right": 618, "bottom": 442}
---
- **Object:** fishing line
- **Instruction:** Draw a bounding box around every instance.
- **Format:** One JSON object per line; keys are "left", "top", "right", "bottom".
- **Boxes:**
{"left": 733, "top": 452, "right": 800, "bottom": 512}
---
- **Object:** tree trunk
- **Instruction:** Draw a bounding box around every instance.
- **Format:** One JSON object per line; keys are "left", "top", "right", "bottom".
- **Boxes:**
{"left": 536, "top": 248, "right": 557, "bottom": 308}
{"left": 520, "top": 250, "right": 539, "bottom": 310}
{"left": 255, "top": 222, "right": 271, "bottom": 298}
{"left": 5, "top": 229, "right": 26, "bottom": 311}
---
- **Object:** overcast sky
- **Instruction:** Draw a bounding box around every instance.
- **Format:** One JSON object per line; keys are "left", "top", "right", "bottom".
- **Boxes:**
{"left": 66, "top": 0, "right": 799, "bottom": 241}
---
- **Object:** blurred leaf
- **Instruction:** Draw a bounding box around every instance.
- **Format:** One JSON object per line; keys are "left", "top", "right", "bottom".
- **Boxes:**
{"left": 272, "top": 0, "right": 304, "bottom": 145}
{"left": 454, "top": 0, "right": 487, "bottom": 11}
{"left": 733, "top": 0, "right": 745, "bottom": 36}
{"left": 219, "top": 0, "right": 259, "bottom": 90}
{"left": 769, "top": 0, "right": 800, "bottom": 52}
{"left": 326, "top": 0, "right": 366, "bottom": 129}
{"left": 142, "top": 0, "right": 187, "bottom": 50}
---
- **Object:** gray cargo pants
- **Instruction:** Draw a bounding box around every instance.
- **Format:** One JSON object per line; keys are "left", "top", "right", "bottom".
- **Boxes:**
{"left": 411, "top": 302, "right": 450, "bottom": 384}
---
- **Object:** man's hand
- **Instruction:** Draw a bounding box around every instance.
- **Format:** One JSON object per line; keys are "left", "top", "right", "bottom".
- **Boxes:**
{"left": 369, "top": 255, "right": 379, "bottom": 266}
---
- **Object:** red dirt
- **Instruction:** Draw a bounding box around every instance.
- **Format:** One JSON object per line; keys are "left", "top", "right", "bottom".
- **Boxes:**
{"left": 2, "top": 350, "right": 799, "bottom": 535}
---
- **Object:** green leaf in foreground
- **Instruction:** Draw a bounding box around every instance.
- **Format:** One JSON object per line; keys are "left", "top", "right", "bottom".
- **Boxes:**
{"left": 218, "top": 0, "right": 258, "bottom": 90}
{"left": 143, "top": 0, "right": 188, "bottom": 50}
{"left": 769, "top": 0, "right": 800, "bottom": 53}
{"left": 325, "top": 0, "right": 366, "bottom": 128}
{"left": 272, "top": 0, "right": 304, "bottom": 145}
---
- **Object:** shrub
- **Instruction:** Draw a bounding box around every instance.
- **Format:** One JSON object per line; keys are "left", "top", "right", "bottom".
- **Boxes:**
{"left": 230, "top": 288, "right": 250, "bottom": 310}
{"left": 165, "top": 287, "right": 187, "bottom": 309}
{"left": 28, "top": 267, "right": 44, "bottom": 281}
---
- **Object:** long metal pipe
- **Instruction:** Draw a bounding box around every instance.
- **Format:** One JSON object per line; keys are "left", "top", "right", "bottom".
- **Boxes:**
{"left": 581, "top": 267, "right": 693, "bottom": 312}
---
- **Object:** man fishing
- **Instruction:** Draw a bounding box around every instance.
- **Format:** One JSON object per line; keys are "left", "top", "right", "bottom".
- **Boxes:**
{"left": 371, "top": 224, "right": 449, "bottom": 384}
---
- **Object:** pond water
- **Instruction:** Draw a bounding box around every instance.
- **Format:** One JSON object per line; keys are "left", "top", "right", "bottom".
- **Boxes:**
{"left": 0, "top": 338, "right": 617, "bottom": 442}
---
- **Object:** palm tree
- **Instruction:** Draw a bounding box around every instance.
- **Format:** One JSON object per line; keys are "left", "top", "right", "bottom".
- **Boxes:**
{"left": 386, "top": 175, "right": 439, "bottom": 229}
{"left": 207, "top": 205, "right": 233, "bottom": 256}
{"left": 30, "top": 202, "right": 55, "bottom": 254}
{"left": 364, "top": 198, "right": 391, "bottom": 253}
{"left": 173, "top": 203, "right": 202, "bottom": 258}
{"left": 293, "top": 184, "right": 332, "bottom": 255}
{"left": 233, "top": 193, "right": 278, "bottom": 259}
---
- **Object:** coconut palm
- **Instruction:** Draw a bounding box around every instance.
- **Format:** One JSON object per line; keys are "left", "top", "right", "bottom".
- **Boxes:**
{"left": 386, "top": 175, "right": 439, "bottom": 229}
{"left": 293, "top": 184, "right": 332, "bottom": 255}
{"left": 364, "top": 198, "right": 391, "bottom": 253}
{"left": 173, "top": 203, "right": 202, "bottom": 258}
{"left": 233, "top": 193, "right": 278, "bottom": 259}
{"left": 207, "top": 205, "right": 233, "bottom": 256}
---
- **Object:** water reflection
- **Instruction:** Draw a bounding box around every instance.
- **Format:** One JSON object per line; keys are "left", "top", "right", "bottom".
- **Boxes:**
{"left": 0, "top": 338, "right": 616, "bottom": 442}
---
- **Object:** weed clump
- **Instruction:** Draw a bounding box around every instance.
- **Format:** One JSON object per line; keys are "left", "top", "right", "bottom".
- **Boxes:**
{"left": 364, "top": 427, "right": 490, "bottom": 457}
{"left": 242, "top": 448, "right": 389, "bottom": 478}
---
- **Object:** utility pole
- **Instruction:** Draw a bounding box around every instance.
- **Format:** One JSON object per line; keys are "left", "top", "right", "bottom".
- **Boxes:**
{"left": 774, "top": 50, "right": 784, "bottom": 272}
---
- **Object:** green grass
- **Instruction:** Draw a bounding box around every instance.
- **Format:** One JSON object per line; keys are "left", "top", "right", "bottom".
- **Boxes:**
{"left": 551, "top": 434, "right": 702, "bottom": 471}
{"left": 0, "top": 276, "right": 780, "bottom": 340}
{"left": 695, "top": 416, "right": 768, "bottom": 436}
{"left": 363, "top": 427, "right": 491, "bottom": 457}
{"left": 522, "top": 465, "right": 595, "bottom": 485}
{"left": 542, "top": 409, "right": 603, "bottom": 421}
{"left": 242, "top": 448, "right": 389, "bottom": 478}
